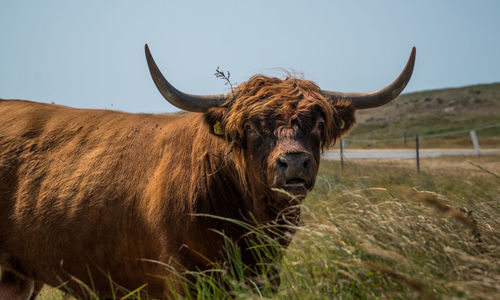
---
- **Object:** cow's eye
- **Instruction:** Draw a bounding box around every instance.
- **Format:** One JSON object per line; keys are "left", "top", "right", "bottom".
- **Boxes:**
{"left": 316, "top": 121, "right": 325, "bottom": 134}
{"left": 245, "top": 124, "right": 257, "bottom": 135}
{"left": 245, "top": 124, "right": 261, "bottom": 138}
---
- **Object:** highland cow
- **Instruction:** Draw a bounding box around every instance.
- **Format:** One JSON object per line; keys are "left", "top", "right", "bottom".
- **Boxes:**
{"left": 0, "top": 45, "right": 415, "bottom": 299}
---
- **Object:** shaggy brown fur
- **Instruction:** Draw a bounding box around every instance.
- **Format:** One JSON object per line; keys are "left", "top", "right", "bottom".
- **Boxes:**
{"left": 0, "top": 75, "right": 355, "bottom": 298}
{"left": 207, "top": 76, "right": 354, "bottom": 198}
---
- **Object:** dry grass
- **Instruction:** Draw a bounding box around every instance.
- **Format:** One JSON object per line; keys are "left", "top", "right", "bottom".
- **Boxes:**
{"left": 280, "top": 155, "right": 500, "bottom": 299}
{"left": 357, "top": 154, "right": 500, "bottom": 175}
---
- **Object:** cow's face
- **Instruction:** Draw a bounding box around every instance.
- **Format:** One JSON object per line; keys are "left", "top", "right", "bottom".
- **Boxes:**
{"left": 205, "top": 76, "right": 355, "bottom": 207}
{"left": 241, "top": 101, "right": 326, "bottom": 199}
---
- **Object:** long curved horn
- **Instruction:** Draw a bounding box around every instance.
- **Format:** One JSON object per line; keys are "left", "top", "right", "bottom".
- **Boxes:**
{"left": 322, "top": 47, "right": 416, "bottom": 109}
{"left": 145, "top": 44, "right": 229, "bottom": 112}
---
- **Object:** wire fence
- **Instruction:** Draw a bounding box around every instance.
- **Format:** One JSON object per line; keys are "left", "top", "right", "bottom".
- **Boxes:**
{"left": 343, "top": 123, "right": 500, "bottom": 144}
{"left": 334, "top": 123, "right": 500, "bottom": 172}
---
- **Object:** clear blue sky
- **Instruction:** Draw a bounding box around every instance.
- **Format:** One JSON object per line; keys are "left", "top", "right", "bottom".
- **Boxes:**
{"left": 1, "top": 0, "right": 499, "bottom": 113}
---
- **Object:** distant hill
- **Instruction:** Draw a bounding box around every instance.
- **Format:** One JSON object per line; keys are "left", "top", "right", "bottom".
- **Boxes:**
{"left": 344, "top": 82, "right": 500, "bottom": 148}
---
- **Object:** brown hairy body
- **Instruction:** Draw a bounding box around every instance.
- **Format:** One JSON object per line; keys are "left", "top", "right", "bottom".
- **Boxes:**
{"left": 0, "top": 100, "right": 251, "bottom": 297}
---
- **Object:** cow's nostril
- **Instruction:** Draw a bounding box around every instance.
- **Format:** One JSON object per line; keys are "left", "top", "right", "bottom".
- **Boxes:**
{"left": 303, "top": 159, "right": 310, "bottom": 170}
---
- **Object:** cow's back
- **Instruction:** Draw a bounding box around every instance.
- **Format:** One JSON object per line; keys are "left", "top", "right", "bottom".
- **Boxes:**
{"left": 0, "top": 99, "right": 203, "bottom": 295}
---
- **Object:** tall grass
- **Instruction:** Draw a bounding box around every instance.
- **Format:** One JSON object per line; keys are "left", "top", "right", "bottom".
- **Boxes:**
{"left": 38, "top": 155, "right": 500, "bottom": 299}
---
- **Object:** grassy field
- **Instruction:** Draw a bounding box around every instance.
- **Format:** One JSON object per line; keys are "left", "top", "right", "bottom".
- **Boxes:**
{"left": 278, "top": 155, "right": 500, "bottom": 299}
{"left": 347, "top": 82, "right": 500, "bottom": 148}
{"left": 37, "top": 154, "right": 500, "bottom": 299}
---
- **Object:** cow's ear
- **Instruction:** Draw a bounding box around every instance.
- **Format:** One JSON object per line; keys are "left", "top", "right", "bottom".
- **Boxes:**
{"left": 332, "top": 100, "right": 356, "bottom": 140}
{"left": 204, "top": 107, "right": 228, "bottom": 139}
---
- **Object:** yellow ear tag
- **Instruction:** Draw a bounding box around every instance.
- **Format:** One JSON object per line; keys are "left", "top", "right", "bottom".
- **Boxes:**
{"left": 213, "top": 121, "right": 223, "bottom": 135}
{"left": 339, "top": 119, "right": 345, "bottom": 129}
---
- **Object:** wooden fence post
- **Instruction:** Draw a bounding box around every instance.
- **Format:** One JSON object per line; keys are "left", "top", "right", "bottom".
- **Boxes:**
{"left": 416, "top": 135, "right": 420, "bottom": 173}
{"left": 340, "top": 139, "right": 344, "bottom": 169}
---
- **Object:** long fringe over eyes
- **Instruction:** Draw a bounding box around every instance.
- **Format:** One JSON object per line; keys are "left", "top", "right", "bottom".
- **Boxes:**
{"left": 219, "top": 75, "right": 353, "bottom": 192}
